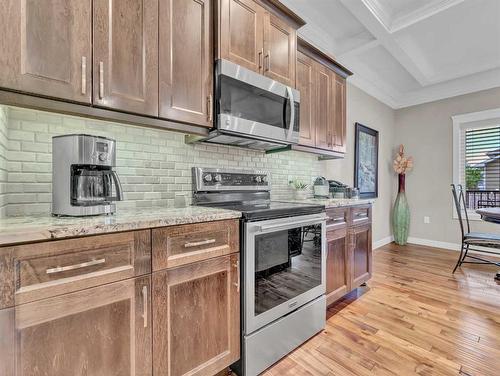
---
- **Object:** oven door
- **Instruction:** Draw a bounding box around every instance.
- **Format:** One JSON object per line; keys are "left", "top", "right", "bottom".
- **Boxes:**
{"left": 216, "top": 59, "right": 300, "bottom": 145}
{"left": 244, "top": 213, "right": 326, "bottom": 334}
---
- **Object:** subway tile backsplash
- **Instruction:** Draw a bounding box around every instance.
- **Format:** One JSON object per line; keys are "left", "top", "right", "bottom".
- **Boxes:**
{"left": 1, "top": 106, "right": 322, "bottom": 217}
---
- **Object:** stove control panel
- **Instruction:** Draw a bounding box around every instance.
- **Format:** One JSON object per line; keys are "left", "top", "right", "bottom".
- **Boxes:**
{"left": 193, "top": 167, "right": 270, "bottom": 192}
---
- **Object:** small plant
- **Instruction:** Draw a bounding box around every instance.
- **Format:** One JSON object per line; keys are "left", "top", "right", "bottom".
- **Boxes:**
{"left": 465, "top": 165, "right": 483, "bottom": 190}
{"left": 289, "top": 178, "right": 309, "bottom": 190}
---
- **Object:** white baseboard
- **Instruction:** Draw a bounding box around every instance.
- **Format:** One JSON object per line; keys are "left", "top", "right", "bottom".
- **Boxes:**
{"left": 373, "top": 235, "right": 394, "bottom": 250}
{"left": 407, "top": 236, "right": 499, "bottom": 257}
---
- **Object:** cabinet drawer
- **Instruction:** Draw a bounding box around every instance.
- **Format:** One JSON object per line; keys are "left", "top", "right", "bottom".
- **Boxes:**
{"left": 1, "top": 230, "right": 151, "bottom": 307}
{"left": 326, "top": 207, "right": 349, "bottom": 230}
{"left": 152, "top": 219, "right": 239, "bottom": 270}
{"left": 350, "top": 205, "right": 372, "bottom": 226}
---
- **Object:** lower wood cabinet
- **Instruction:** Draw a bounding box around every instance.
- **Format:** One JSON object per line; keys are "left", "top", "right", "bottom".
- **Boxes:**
{"left": 1, "top": 275, "right": 152, "bottom": 376}
{"left": 153, "top": 253, "right": 240, "bottom": 376}
{"left": 326, "top": 205, "right": 372, "bottom": 306}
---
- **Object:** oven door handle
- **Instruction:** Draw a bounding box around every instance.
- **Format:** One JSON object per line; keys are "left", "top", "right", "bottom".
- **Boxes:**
{"left": 285, "top": 86, "right": 295, "bottom": 141}
{"left": 256, "top": 216, "right": 328, "bottom": 233}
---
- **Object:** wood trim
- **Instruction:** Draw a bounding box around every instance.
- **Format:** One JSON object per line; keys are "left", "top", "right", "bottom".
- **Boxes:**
{"left": 258, "top": 0, "right": 306, "bottom": 28}
{"left": 298, "top": 37, "right": 353, "bottom": 78}
{"left": 0, "top": 89, "right": 209, "bottom": 136}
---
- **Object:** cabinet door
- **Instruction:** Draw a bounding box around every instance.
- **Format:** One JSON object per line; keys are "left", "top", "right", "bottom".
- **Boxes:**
{"left": 153, "top": 254, "right": 240, "bottom": 376}
{"left": 332, "top": 74, "right": 347, "bottom": 153}
{"left": 314, "top": 64, "right": 332, "bottom": 150}
{"left": 13, "top": 276, "right": 152, "bottom": 376}
{"left": 263, "top": 13, "right": 296, "bottom": 87}
{"left": 296, "top": 51, "right": 315, "bottom": 146}
{"left": 219, "top": 0, "right": 265, "bottom": 73}
{"left": 0, "top": 0, "right": 91, "bottom": 103}
{"left": 350, "top": 224, "right": 372, "bottom": 288}
{"left": 93, "top": 0, "right": 159, "bottom": 116}
{"left": 326, "top": 228, "right": 350, "bottom": 306}
{"left": 159, "top": 0, "right": 213, "bottom": 127}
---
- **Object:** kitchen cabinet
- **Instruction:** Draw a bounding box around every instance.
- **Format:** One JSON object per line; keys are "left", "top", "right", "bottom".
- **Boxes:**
{"left": 296, "top": 51, "right": 315, "bottom": 147}
{"left": 295, "top": 38, "right": 352, "bottom": 157}
{"left": 262, "top": 13, "right": 296, "bottom": 87}
{"left": 153, "top": 254, "right": 240, "bottom": 376}
{"left": 159, "top": 0, "right": 213, "bottom": 127}
{"left": 93, "top": 0, "right": 159, "bottom": 116}
{"left": 218, "top": 0, "right": 265, "bottom": 73}
{"left": 12, "top": 275, "right": 152, "bottom": 376}
{"left": 218, "top": 0, "right": 302, "bottom": 86}
{"left": 0, "top": 0, "right": 92, "bottom": 103}
{"left": 325, "top": 205, "right": 372, "bottom": 306}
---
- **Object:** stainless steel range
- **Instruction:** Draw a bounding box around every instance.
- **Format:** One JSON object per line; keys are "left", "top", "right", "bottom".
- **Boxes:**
{"left": 192, "top": 167, "right": 327, "bottom": 376}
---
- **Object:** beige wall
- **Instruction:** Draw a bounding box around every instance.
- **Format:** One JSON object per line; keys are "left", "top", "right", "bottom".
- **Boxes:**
{"left": 321, "top": 84, "right": 397, "bottom": 245}
{"left": 395, "top": 87, "right": 500, "bottom": 245}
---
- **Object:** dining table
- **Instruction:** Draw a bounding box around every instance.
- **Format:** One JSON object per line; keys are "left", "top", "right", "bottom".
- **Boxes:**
{"left": 475, "top": 207, "right": 500, "bottom": 281}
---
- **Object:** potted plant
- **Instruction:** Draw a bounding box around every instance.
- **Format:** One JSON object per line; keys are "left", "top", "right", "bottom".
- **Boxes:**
{"left": 392, "top": 145, "right": 413, "bottom": 245}
{"left": 289, "top": 178, "right": 310, "bottom": 200}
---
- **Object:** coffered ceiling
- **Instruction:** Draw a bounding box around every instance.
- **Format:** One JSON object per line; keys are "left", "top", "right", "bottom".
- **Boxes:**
{"left": 281, "top": 0, "right": 500, "bottom": 109}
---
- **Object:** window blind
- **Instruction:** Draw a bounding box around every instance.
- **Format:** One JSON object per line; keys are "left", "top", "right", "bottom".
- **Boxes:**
{"left": 463, "top": 125, "right": 500, "bottom": 209}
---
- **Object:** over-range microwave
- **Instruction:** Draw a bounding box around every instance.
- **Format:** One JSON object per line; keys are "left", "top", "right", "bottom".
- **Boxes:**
{"left": 201, "top": 59, "right": 300, "bottom": 151}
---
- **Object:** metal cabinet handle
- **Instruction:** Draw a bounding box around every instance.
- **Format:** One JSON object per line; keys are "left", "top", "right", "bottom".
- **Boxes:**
{"left": 207, "top": 95, "right": 213, "bottom": 122}
{"left": 81, "top": 56, "right": 86, "bottom": 95}
{"left": 46, "top": 258, "right": 106, "bottom": 274}
{"left": 99, "top": 61, "right": 104, "bottom": 99}
{"left": 142, "top": 285, "right": 148, "bottom": 328}
{"left": 233, "top": 259, "right": 240, "bottom": 292}
{"left": 332, "top": 216, "right": 345, "bottom": 223}
{"left": 355, "top": 212, "right": 368, "bottom": 218}
{"left": 258, "top": 48, "right": 264, "bottom": 70}
{"left": 265, "top": 50, "right": 271, "bottom": 71}
{"left": 184, "top": 238, "right": 216, "bottom": 248}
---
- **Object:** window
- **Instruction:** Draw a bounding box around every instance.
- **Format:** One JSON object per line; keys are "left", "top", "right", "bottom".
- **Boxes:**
{"left": 453, "top": 109, "right": 500, "bottom": 218}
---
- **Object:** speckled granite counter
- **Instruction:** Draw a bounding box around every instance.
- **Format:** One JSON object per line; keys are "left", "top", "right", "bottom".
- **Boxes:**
{"left": 285, "top": 198, "right": 375, "bottom": 208}
{"left": 0, "top": 206, "right": 241, "bottom": 246}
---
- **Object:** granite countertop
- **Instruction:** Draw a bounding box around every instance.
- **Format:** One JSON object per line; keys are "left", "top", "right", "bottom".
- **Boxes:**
{"left": 0, "top": 206, "right": 242, "bottom": 246}
{"left": 286, "top": 197, "right": 375, "bottom": 208}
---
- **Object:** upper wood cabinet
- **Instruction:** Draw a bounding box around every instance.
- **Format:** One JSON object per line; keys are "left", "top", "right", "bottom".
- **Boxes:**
{"left": 296, "top": 51, "right": 315, "bottom": 146}
{"left": 10, "top": 275, "right": 152, "bottom": 376}
{"left": 295, "top": 39, "right": 352, "bottom": 156}
{"left": 159, "top": 0, "right": 213, "bottom": 127}
{"left": 218, "top": 0, "right": 301, "bottom": 86}
{"left": 262, "top": 13, "right": 296, "bottom": 87}
{"left": 0, "top": 0, "right": 92, "bottom": 103}
{"left": 153, "top": 254, "right": 240, "bottom": 376}
{"left": 93, "top": 0, "right": 159, "bottom": 116}
{"left": 218, "top": 0, "right": 265, "bottom": 73}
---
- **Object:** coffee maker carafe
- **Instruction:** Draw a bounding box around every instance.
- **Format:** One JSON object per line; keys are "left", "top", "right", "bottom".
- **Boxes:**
{"left": 52, "top": 134, "right": 123, "bottom": 216}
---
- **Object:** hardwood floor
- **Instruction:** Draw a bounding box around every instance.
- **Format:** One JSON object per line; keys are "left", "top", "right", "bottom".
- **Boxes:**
{"left": 263, "top": 242, "right": 500, "bottom": 376}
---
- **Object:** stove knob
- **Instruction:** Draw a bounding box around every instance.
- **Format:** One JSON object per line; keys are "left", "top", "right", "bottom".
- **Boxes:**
{"left": 204, "top": 174, "right": 213, "bottom": 182}
{"left": 254, "top": 176, "right": 262, "bottom": 183}
{"left": 214, "top": 174, "right": 222, "bottom": 182}
{"left": 98, "top": 152, "right": 108, "bottom": 162}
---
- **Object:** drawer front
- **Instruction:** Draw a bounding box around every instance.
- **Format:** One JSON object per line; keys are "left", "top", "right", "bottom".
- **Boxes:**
{"left": 7, "top": 230, "right": 151, "bottom": 306}
{"left": 326, "top": 207, "right": 349, "bottom": 230}
{"left": 152, "top": 219, "right": 239, "bottom": 271}
{"left": 350, "top": 205, "right": 372, "bottom": 226}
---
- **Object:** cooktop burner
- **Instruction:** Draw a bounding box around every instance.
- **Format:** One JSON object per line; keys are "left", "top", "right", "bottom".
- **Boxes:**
{"left": 205, "top": 200, "right": 325, "bottom": 221}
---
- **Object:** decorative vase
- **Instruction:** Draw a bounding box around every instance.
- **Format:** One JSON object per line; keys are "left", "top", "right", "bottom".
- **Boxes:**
{"left": 393, "top": 174, "right": 410, "bottom": 245}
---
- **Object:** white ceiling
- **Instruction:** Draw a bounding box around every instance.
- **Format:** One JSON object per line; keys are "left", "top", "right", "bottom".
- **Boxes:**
{"left": 281, "top": 0, "right": 500, "bottom": 109}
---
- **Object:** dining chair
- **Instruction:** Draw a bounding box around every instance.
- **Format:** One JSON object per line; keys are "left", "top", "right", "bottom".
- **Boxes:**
{"left": 451, "top": 184, "right": 500, "bottom": 273}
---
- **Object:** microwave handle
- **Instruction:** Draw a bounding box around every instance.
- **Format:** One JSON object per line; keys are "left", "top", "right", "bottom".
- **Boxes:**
{"left": 285, "top": 86, "right": 295, "bottom": 141}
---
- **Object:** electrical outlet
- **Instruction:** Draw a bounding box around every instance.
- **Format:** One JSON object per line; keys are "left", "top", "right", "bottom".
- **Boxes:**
{"left": 423, "top": 216, "right": 430, "bottom": 224}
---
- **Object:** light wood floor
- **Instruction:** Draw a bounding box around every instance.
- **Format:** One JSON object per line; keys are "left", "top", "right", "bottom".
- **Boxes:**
{"left": 263, "top": 243, "right": 500, "bottom": 376}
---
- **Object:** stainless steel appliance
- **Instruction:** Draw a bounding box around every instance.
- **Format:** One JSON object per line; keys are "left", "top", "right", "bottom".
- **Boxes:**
{"left": 195, "top": 59, "right": 300, "bottom": 151}
{"left": 192, "top": 167, "right": 326, "bottom": 376}
{"left": 52, "top": 134, "right": 123, "bottom": 216}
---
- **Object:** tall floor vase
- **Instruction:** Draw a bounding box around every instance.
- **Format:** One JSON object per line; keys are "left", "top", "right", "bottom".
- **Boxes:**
{"left": 393, "top": 174, "right": 410, "bottom": 245}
